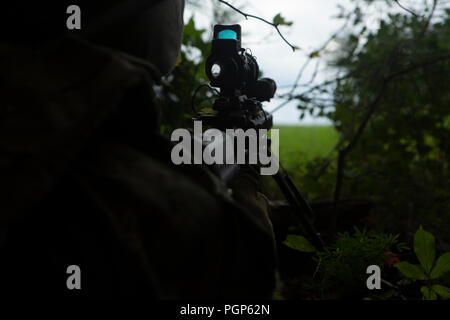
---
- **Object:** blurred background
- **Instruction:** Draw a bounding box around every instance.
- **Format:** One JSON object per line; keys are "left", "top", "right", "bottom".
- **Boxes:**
{"left": 156, "top": 0, "right": 450, "bottom": 299}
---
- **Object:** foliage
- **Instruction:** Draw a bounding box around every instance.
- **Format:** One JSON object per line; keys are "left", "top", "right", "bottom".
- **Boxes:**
{"left": 283, "top": 234, "right": 317, "bottom": 253}
{"left": 288, "top": 2, "right": 450, "bottom": 244}
{"left": 272, "top": 13, "right": 293, "bottom": 27}
{"left": 395, "top": 226, "right": 450, "bottom": 300}
{"left": 282, "top": 225, "right": 450, "bottom": 300}
{"left": 283, "top": 227, "right": 408, "bottom": 299}
{"left": 156, "top": 16, "right": 212, "bottom": 135}
{"left": 334, "top": 6, "right": 450, "bottom": 240}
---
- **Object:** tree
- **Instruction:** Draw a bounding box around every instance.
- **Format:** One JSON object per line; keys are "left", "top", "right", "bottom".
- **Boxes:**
{"left": 296, "top": 1, "right": 450, "bottom": 242}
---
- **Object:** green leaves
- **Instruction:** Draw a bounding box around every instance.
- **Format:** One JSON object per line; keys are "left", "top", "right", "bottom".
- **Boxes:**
{"left": 430, "top": 253, "right": 450, "bottom": 279}
{"left": 431, "top": 285, "right": 450, "bottom": 299}
{"left": 395, "top": 227, "right": 450, "bottom": 300}
{"left": 421, "top": 286, "right": 437, "bottom": 300}
{"left": 330, "top": 4, "right": 450, "bottom": 267}
{"left": 414, "top": 225, "right": 435, "bottom": 274}
{"left": 396, "top": 262, "right": 428, "bottom": 280}
{"left": 183, "top": 16, "right": 207, "bottom": 50}
{"left": 421, "top": 285, "right": 450, "bottom": 300}
{"left": 396, "top": 226, "right": 450, "bottom": 280}
{"left": 283, "top": 235, "right": 316, "bottom": 253}
{"left": 272, "top": 13, "right": 293, "bottom": 27}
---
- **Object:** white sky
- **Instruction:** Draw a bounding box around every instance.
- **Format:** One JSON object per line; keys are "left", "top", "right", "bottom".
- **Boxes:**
{"left": 185, "top": 0, "right": 353, "bottom": 125}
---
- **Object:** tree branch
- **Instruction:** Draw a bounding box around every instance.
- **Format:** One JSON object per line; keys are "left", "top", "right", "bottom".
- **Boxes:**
{"left": 330, "top": 81, "right": 387, "bottom": 236}
{"left": 419, "top": 0, "right": 438, "bottom": 37}
{"left": 386, "top": 52, "right": 450, "bottom": 81}
{"left": 393, "top": 0, "right": 420, "bottom": 17}
{"left": 217, "top": 0, "right": 297, "bottom": 51}
{"left": 269, "top": 15, "right": 352, "bottom": 114}
{"left": 270, "top": 72, "right": 352, "bottom": 114}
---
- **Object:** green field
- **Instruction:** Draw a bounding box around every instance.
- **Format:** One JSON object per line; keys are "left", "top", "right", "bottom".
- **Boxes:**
{"left": 274, "top": 126, "right": 339, "bottom": 168}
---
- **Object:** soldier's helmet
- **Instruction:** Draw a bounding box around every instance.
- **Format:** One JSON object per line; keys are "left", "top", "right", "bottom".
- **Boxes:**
{"left": 2, "top": 0, "right": 185, "bottom": 75}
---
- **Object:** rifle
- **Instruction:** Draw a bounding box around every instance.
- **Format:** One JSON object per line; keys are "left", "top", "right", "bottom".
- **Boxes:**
{"left": 192, "top": 24, "right": 325, "bottom": 251}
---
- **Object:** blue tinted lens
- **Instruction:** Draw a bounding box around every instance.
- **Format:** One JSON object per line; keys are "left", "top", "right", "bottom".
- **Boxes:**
{"left": 218, "top": 29, "right": 237, "bottom": 40}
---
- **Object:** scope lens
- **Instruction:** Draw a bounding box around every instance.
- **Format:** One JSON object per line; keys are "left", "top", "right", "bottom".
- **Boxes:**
{"left": 218, "top": 29, "right": 238, "bottom": 40}
{"left": 211, "top": 64, "right": 221, "bottom": 78}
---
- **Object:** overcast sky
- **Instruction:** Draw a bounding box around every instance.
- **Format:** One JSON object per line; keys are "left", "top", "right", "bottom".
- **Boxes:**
{"left": 185, "top": 0, "right": 353, "bottom": 125}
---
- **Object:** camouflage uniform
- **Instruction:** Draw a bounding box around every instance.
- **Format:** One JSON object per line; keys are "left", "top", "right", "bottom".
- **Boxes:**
{"left": 0, "top": 0, "right": 276, "bottom": 298}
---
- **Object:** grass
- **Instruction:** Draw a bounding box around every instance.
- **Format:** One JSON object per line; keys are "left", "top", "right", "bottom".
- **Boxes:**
{"left": 273, "top": 125, "right": 339, "bottom": 169}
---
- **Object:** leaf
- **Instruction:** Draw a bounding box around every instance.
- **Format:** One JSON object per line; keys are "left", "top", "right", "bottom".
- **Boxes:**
{"left": 298, "top": 96, "right": 311, "bottom": 103}
{"left": 431, "top": 285, "right": 450, "bottom": 299}
{"left": 421, "top": 286, "right": 437, "bottom": 300}
{"left": 309, "top": 51, "right": 321, "bottom": 58}
{"left": 414, "top": 226, "right": 435, "bottom": 274}
{"left": 182, "top": 16, "right": 206, "bottom": 49}
{"left": 430, "top": 252, "right": 450, "bottom": 279}
{"left": 395, "top": 261, "right": 428, "bottom": 280}
{"left": 283, "top": 234, "right": 316, "bottom": 253}
{"left": 272, "top": 13, "right": 293, "bottom": 26}
{"left": 299, "top": 112, "right": 305, "bottom": 120}
{"left": 176, "top": 55, "right": 182, "bottom": 67}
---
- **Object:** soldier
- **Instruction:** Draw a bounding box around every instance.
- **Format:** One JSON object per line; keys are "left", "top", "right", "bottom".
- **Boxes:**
{"left": 0, "top": 0, "right": 276, "bottom": 298}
